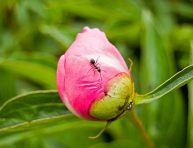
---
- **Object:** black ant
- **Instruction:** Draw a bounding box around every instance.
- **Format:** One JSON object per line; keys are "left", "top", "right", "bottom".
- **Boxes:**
{"left": 90, "top": 58, "right": 101, "bottom": 73}
{"left": 88, "top": 57, "right": 104, "bottom": 81}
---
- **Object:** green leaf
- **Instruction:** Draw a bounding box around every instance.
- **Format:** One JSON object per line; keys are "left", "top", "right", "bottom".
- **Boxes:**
{"left": 40, "top": 25, "right": 73, "bottom": 49}
{"left": 139, "top": 10, "right": 186, "bottom": 148}
{"left": 0, "top": 90, "right": 68, "bottom": 132}
{"left": 0, "top": 70, "right": 16, "bottom": 104}
{"left": 135, "top": 65, "right": 193, "bottom": 104}
{"left": 0, "top": 120, "right": 105, "bottom": 147}
{"left": 47, "top": 1, "right": 109, "bottom": 20}
{"left": 0, "top": 90, "right": 107, "bottom": 146}
{"left": 0, "top": 59, "right": 56, "bottom": 89}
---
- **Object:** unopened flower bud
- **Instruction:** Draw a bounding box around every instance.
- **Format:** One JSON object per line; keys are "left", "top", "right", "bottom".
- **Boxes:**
{"left": 57, "top": 27, "right": 134, "bottom": 121}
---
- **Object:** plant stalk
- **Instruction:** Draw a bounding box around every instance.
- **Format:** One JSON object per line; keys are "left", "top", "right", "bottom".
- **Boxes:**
{"left": 129, "top": 109, "right": 154, "bottom": 148}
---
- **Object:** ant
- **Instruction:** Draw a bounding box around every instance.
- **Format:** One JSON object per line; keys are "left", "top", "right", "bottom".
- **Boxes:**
{"left": 88, "top": 57, "right": 104, "bottom": 81}
{"left": 90, "top": 58, "right": 101, "bottom": 73}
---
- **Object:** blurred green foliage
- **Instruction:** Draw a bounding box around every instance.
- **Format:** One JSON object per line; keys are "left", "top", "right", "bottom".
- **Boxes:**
{"left": 0, "top": 0, "right": 193, "bottom": 147}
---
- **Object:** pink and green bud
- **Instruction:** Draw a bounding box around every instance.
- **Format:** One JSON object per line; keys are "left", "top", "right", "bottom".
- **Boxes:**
{"left": 57, "top": 27, "right": 134, "bottom": 121}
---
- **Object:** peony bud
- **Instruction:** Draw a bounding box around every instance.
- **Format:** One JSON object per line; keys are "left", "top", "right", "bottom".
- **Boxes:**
{"left": 57, "top": 27, "right": 134, "bottom": 121}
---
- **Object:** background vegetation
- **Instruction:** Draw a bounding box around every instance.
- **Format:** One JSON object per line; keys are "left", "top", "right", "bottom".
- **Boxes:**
{"left": 0, "top": 0, "right": 192, "bottom": 147}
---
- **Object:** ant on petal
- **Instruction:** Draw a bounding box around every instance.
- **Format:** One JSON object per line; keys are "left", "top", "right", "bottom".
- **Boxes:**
{"left": 88, "top": 57, "right": 105, "bottom": 81}
{"left": 90, "top": 57, "right": 101, "bottom": 73}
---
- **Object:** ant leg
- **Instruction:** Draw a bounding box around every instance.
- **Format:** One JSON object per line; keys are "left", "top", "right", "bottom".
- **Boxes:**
{"left": 94, "top": 59, "right": 101, "bottom": 68}
{"left": 86, "top": 66, "right": 96, "bottom": 76}
{"left": 101, "top": 69, "right": 106, "bottom": 73}
{"left": 87, "top": 67, "right": 93, "bottom": 75}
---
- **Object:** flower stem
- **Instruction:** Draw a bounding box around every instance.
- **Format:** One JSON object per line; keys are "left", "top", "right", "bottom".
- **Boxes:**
{"left": 88, "top": 121, "right": 111, "bottom": 139}
{"left": 129, "top": 109, "right": 154, "bottom": 148}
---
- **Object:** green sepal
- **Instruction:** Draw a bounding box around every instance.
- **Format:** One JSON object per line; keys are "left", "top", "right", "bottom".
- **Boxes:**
{"left": 90, "top": 73, "right": 134, "bottom": 120}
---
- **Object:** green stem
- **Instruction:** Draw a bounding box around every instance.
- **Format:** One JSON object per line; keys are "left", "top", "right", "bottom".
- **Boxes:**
{"left": 188, "top": 41, "right": 193, "bottom": 148}
{"left": 129, "top": 109, "right": 154, "bottom": 148}
{"left": 88, "top": 121, "right": 111, "bottom": 139}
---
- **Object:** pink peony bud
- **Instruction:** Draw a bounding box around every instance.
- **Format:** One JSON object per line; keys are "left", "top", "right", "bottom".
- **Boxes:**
{"left": 57, "top": 27, "right": 134, "bottom": 121}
